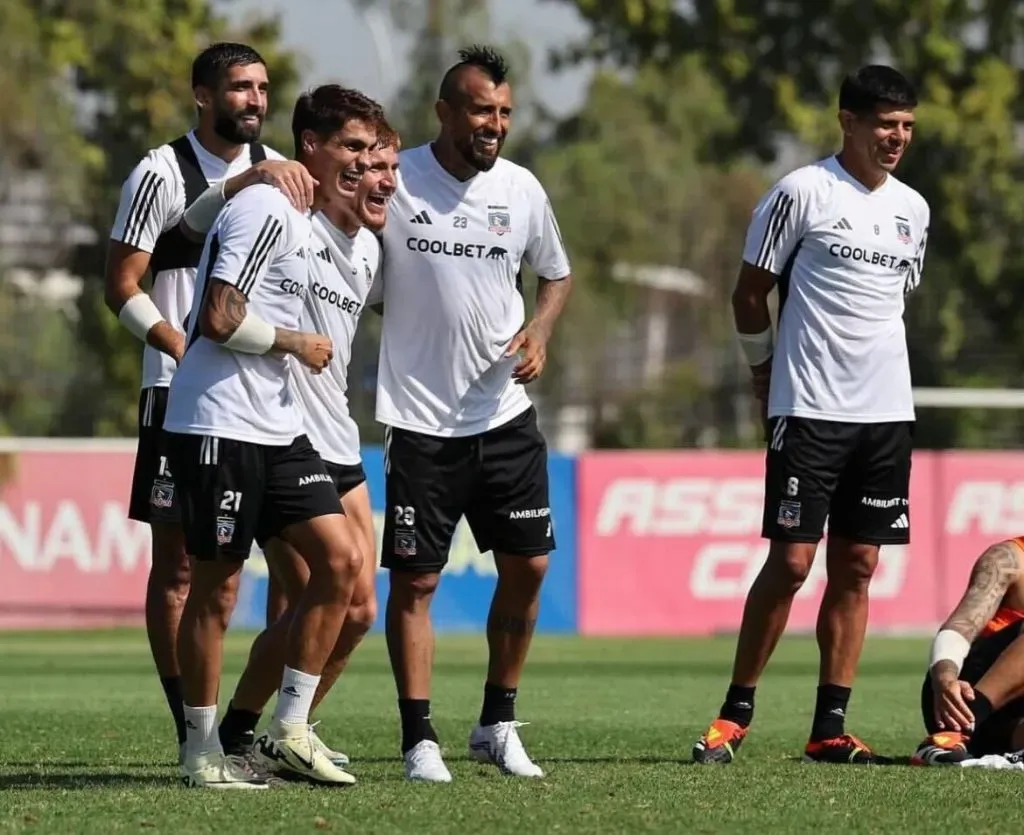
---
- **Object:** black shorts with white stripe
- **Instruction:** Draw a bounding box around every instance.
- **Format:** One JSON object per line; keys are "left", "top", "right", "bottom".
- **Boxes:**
{"left": 166, "top": 432, "right": 341, "bottom": 561}
{"left": 761, "top": 416, "right": 913, "bottom": 545}
{"left": 128, "top": 386, "right": 179, "bottom": 525}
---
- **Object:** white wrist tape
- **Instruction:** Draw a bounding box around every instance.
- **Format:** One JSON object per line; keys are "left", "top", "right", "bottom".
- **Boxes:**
{"left": 118, "top": 293, "right": 165, "bottom": 342}
{"left": 737, "top": 327, "right": 773, "bottom": 366}
{"left": 183, "top": 181, "right": 227, "bottom": 234}
{"left": 929, "top": 629, "right": 971, "bottom": 672}
{"left": 223, "top": 309, "right": 276, "bottom": 354}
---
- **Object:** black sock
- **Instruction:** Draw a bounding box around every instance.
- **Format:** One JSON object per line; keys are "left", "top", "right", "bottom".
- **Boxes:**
{"left": 398, "top": 699, "right": 438, "bottom": 754}
{"left": 218, "top": 701, "right": 262, "bottom": 755}
{"left": 719, "top": 684, "right": 756, "bottom": 728}
{"left": 480, "top": 683, "right": 517, "bottom": 726}
{"left": 810, "top": 684, "right": 852, "bottom": 741}
{"left": 160, "top": 676, "right": 187, "bottom": 745}
{"left": 970, "top": 690, "right": 994, "bottom": 730}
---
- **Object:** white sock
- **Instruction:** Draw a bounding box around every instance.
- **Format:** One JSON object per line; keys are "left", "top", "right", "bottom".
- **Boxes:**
{"left": 183, "top": 704, "right": 220, "bottom": 759}
{"left": 273, "top": 666, "right": 321, "bottom": 726}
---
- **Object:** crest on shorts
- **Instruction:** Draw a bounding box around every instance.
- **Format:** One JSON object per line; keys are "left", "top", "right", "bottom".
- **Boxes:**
{"left": 216, "top": 516, "right": 235, "bottom": 546}
{"left": 777, "top": 500, "right": 801, "bottom": 529}
{"left": 895, "top": 216, "right": 912, "bottom": 244}
{"left": 394, "top": 528, "right": 417, "bottom": 557}
{"left": 150, "top": 479, "right": 174, "bottom": 510}
{"left": 488, "top": 210, "right": 511, "bottom": 236}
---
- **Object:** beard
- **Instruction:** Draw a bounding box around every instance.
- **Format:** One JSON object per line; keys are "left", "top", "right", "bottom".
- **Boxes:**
{"left": 455, "top": 135, "right": 502, "bottom": 172}
{"left": 213, "top": 109, "right": 263, "bottom": 144}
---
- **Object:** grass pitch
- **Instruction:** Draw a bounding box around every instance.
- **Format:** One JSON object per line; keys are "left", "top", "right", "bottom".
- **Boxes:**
{"left": 1, "top": 630, "right": 1020, "bottom": 833}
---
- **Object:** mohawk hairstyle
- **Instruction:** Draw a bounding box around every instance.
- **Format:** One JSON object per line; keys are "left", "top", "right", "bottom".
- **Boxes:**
{"left": 438, "top": 45, "right": 510, "bottom": 102}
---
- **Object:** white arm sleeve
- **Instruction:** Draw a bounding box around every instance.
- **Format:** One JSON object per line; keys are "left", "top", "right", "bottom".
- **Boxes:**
{"left": 741, "top": 173, "right": 812, "bottom": 275}
{"left": 523, "top": 175, "right": 571, "bottom": 281}
{"left": 109, "top": 155, "right": 180, "bottom": 253}
{"left": 209, "top": 187, "right": 289, "bottom": 298}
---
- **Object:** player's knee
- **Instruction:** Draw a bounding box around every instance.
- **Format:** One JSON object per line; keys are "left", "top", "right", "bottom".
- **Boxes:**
{"left": 830, "top": 543, "right": 878, "bottom": 587}
{"left": 390, "top": 571, "right": 440, "bottom": 609}
{"left": 346, "top": 595, "right": 378, "bottom": 636}
{"left": 324, "top": 539, "right": 364, "bottom": 586}
{"left": 768, "top": 542, "right": 815, "bottom": 589}
{"left": 497, "top": 553, "right": 548, "bottom": 591}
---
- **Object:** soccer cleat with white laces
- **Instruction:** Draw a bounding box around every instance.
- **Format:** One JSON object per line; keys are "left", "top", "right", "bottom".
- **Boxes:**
{"left": 309, "top": 721, "right": 350, "bottom": 767}
{"left": 252, "top": 719, "right": 356, "bottom": 786}
{"left": 468, "top": 721, "right": 544, "bottom": 778}
{"left": 180, "top": 751, "right": 270, "bottom": 790}
{"left": 403, "top": 740, "right": 453, "bottom": 783}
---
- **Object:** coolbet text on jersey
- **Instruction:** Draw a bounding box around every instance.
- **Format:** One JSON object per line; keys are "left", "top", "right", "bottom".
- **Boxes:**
{"left": 110, "top": 133, "right": 285, "bottom": 390}
{"left": 743, "top": 155, "right": 930, "bottom": 423}
{"left": 164, "top": 184, "right": 313, "bottom": 445}
{"left": 290, "top": 215, "right": 381, "bottom": 466}
{"left": 374, "top": 144, "right": 571, "bottom": 437}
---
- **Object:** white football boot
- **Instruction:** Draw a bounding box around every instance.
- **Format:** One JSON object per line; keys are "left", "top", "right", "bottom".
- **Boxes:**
{"left": 252, "top": 719, "right": 356, "bottom": 785}
{"left": 180, "top": 750, "right": 269, "bottom": 789}
{"left": 309, "top": 721, "right": 350, "bottom": 767}
{"left": 468, "top": 721, "right": 544, "bottom": 777}
{"left": 403, "top": 740, "right": 453, "bottom": 783}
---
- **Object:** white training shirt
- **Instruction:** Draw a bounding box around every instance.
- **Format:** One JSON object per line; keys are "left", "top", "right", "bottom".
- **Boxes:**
{"left": 109, "top": 131, "right": 285, "bottom": 389}
{"left": 742, "top": 155, "right": 930, "bottom": 423}
{"left": 290, "top": 215, "right": 380, "bottom": 466}
{"left": 164, "top": 184, "right": 313, "bottom": 446}
{"left": 375, "top": 144, "right": 571, "bottom": 437}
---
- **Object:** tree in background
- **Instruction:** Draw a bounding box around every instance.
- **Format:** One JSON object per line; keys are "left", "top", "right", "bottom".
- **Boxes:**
{"left": 17, "top": 0, "right": 301, "bottom": 436}
{"left": 550, "top": 0, "right": 1024, "bottom": 448}
{"left": 532, "top": 57, "right": 766, "bottom": 448}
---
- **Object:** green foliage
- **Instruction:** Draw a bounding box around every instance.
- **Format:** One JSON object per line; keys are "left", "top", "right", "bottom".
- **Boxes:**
{"left": 530, "top": 57, "right": 767, "bottom": 444}
{"left": 19, "top": 0, "right": 301, "bottom": 436}
{"left": 552, "top": 0, "right": 1024, "bottom": 447}
{"left": 0, "top": 284, "right": 80, "bottom": 437}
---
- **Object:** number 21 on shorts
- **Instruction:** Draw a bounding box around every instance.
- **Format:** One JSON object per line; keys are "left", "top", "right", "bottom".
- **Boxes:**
{"left": 220, "top": 490, "right": 243, "bottom": 512}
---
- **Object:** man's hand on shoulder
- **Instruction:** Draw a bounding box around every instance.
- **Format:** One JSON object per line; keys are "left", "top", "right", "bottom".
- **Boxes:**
{"left": 245, "top": 160, "right": 317, "bottom": 212}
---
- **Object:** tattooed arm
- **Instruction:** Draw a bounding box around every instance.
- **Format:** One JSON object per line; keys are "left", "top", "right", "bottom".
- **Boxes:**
{"left": 930, "top": 540, "right": 1023, "bottom": 681}
{"left": 199, "top": 280, "right": 331, "bottom": 372}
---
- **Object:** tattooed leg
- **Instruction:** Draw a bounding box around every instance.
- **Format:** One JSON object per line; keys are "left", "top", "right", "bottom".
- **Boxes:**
{"left": 485, "top": 554, "right": 548, "bottom": 688}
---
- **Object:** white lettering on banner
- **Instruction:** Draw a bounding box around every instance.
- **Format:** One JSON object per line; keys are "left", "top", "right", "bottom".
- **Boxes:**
{"left": 689, "top": 543, "right": 907, "bottom": 601}
{"left": 0, "top": 500, "right": 150, "bottom": 573}
{"left": 595, "top": 478, "right": 763, "bottom": 537}
{"left": 945, "top": 481, "right": 1024, "bottom": 536}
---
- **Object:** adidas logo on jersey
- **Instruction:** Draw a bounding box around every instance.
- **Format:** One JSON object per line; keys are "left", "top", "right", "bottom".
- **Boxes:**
{"left": 410, "top": 210, "right": 433, "bottom": 225}
{"left": 833, "top": 217, "right": 853, "bottom": 230}
{"left": 315, "top": 247, "right": 331, "bottom": 263}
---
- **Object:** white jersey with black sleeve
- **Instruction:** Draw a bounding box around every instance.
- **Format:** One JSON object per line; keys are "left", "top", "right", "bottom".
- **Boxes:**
{"left": 164, "top": 184, "right": 313, "bottom": 446}
{"left": 290, "top": 215, "right": 381, "bottom": 466}
{"left": 375, "top": 144, "right": 572, "bottom": 437}
{"left": 109, "top": 133, "right": 286, "bottom": 390}
{"left": 742, "top": 154, "right": 930, "bottom": 423}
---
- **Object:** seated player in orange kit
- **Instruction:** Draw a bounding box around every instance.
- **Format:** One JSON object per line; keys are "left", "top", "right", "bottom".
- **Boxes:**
{"left": 913, "top": 537, "right": 1024, "bottom": 764}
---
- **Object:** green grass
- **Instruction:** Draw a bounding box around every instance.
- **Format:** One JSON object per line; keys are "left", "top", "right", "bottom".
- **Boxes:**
{"left": 1, "top": 630, "right": 1020, "bottom": 833}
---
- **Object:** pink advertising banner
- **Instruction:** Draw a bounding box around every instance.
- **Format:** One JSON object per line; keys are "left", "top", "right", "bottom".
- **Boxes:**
{"left": 0, "top": 443, "right": 149, "bottom": 626}
{"left": 577, "top": 450, "right": 947, "bottom": 636}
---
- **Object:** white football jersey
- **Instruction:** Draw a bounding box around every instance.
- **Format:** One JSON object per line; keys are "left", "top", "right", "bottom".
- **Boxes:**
{"left": 742, "top": 155, "right": 930, "bottom": 423}
{"left": 109, "top": 132, "right": 285, "bottom": 389}
{"left": 164, "top": 184, "right": 313, "bottom": 446}
{"left": 290, "top": 215, "right": 380, "bottom": 466}
{"left": 376, "top": 144, "right": 571, "bottom": 437}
